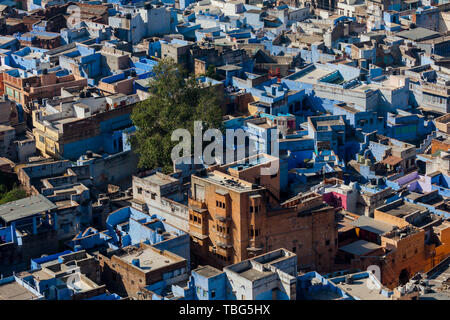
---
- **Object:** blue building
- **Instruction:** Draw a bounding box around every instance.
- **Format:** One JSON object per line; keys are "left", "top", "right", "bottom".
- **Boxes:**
{"left": 146, "top": 248, "right": 298, "bottom": 300}
{"left": 68, "top": 206, "right": 190, "bottom": 264}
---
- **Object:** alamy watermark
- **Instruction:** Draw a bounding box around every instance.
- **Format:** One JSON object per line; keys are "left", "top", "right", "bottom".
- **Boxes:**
{"left": 171, "top": 121, "right": 280, "bottom": 176}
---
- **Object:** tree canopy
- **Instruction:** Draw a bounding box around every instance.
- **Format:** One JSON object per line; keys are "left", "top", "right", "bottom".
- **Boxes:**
{"left": 130, "top": 59, "right": 224, "bottom": 173}
{"left": 0, "top": 172, "right": 26, "bottom": 205}
{"left": 0, "top": 187, "right": 27, "bottom": 205}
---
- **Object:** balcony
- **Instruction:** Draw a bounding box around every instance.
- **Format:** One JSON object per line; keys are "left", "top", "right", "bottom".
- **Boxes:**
{"left": 188, "top": 197, "right": 207, "bottom": 211}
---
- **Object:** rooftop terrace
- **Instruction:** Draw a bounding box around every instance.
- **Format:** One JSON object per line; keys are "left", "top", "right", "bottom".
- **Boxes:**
{"left": 117, "top": 246, "right": 182, "bottom": 272}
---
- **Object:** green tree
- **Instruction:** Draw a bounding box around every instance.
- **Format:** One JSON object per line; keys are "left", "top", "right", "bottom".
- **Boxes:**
{"left": 130, "top": 59, "right": 223, "bottom": 173}
{"left": 204, "top": 64, "right": 219, "bottom": 80}
{"left": 0, "top": 186, "right": 27, "bottom": 205}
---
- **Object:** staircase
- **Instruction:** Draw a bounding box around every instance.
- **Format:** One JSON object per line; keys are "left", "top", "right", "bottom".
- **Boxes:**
{"left": 417, "top": 131, "right": 437, "bottom": 154}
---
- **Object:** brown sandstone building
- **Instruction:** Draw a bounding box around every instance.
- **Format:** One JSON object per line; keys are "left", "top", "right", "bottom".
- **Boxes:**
{"left": 188, "top": 154, "right": 338, "bottom": 273}
{"left": 98, "top": 243, "right": 188, "bottom": 298}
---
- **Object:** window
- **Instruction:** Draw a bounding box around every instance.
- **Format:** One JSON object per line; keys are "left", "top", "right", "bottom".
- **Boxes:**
{"left": 325, "top": 239, "right": 330, "bottom": 246}
{"left": 250, "top": 206, "right": 253, "bottom": 213}
{"left": 151, "top": 193, "right": 156, "bottom": 200}
{"left": 137, "top": 187, "right": 142, "bottom": 194}
{"left": 198, "top": 218, "right": 201, "bottom": 224}
{"left": 194, "top": 216, "right": 197, "bottom": 222}
{"left": 292, "top": 247, "right": 296, "bottom": 253}
{"left": 190, "top": 214, "right": 193, "bottom": 220}
{"left": 6, "top": 86, "right": 13, "bottom": 97}
{"left": 217, "top": 201, "right": 226, "bottom": 209}
{"left": 39, "top": 135, "right": 45, "bottom": 143}
{"left": 211, "top": 291, "right": 216, "bottom": 298}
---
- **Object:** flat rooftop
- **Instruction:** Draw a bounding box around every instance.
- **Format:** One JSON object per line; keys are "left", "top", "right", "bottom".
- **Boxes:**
{"left": 31, "top": 269, "right": 55, "bottom": 281}
{"left": 377, "top": 201, "right": 425, "bottom": 218}
{"left": 335, "top": 276, "right": 389, "bottom": 300}
{"left": 217, "top": 65, "right": 242, "bottom": 71}
{"left": 119, "top": 247, "right": 180, "bottom": 272}
{"left": 427, "top": 257, "right": 450, "bottom": 293}
{"left": 0, "top": 281, "right": 39, "bottom": 300}
{"left": 193, "top": 265, "right": 223, "bottom": 278}
{"left": 350, "top": 216, "right": 395, "bottom": 235}
{"left": 290, "top": 66, "right": 331, "bottom": 84}
{"left": 198, "top": 171, "right": 255, "bottom": 192}
{"left": 339, "top": 240, "right": 382, "bottom": 256}
{"left": 395, "top": 27, "right": 440, "bottom": 41}
{"left": 228, "top": 155, "right": 273, "bottom": 171}
{"left": 237, "top": 267, "right": 273, "bottom": 282}
{"left": 142, "top": 173, "right": 178, "bottom": 186}
{"left": 0, "top": 194, "right": 57, "bottom": 224}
